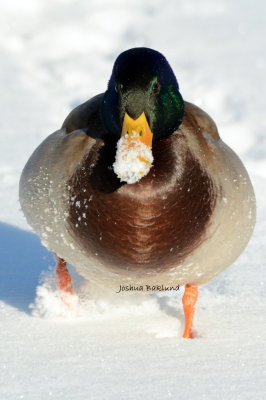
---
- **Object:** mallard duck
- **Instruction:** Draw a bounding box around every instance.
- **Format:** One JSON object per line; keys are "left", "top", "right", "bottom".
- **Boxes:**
{"left": 19, "top": 47, "right": 256, "bottom": 338}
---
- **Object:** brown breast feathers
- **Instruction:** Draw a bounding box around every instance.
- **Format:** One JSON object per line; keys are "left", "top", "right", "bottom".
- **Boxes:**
{"left": 66, "top": 133, "right": 217, "bottom": 273}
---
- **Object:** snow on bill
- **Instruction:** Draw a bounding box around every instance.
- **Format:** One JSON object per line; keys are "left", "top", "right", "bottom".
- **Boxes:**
{"left": 113, "top": 132, "right": 154, "bottom": 184}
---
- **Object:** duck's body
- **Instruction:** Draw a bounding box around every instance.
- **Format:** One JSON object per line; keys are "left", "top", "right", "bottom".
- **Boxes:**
{"left": 19, "top": 98, "right": 255, "bottom": 289}
{"left": 19, "top": 48, "right": 255, "bottom": 337}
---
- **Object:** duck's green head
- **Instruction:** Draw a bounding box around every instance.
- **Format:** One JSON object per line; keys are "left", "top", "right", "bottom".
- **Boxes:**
{"left": 101, "top": 47, "right": 184, "bottom": 183}
{"left": 102, "top": 47, "right": 184, "bottom": 141}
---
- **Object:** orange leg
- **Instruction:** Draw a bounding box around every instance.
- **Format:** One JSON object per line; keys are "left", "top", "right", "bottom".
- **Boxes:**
{"left": 182, "top": 284, "right": 198, "bottom": 339}
{"left": 55, "top": 255, "right": 73, "bottom": 294}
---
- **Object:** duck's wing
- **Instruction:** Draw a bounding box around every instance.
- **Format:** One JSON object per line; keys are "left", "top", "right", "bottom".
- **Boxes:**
{"left": 19, "top": 94, "right": 108, "bottom": 240}
{"left": 62, "top": 93, "right": 107, "bottom": 138}
{"left": 183, "top": 101, "right": 220, "bottom": 141}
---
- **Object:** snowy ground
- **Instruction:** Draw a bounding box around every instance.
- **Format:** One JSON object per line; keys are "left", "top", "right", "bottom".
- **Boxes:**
{"left": 1, "top": 0, "right": 266, "bottom": 399}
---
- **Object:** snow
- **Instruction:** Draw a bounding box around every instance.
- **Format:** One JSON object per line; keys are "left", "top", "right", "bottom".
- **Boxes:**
{"left": 113, "top": 133, "right": 154, "bottom": 184}
{"left": 1, "top": 0, "right": 266, "bottom": 399}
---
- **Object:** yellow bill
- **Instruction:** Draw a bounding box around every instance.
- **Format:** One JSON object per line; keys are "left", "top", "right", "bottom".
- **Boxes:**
{"left": 121, "top": 112, "right": 153, "bottom": 148}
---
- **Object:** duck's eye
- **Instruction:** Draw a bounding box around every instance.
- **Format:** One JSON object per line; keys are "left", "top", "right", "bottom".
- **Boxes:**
{"left": 152, "top": 81, "right": 161, "bottom": 94}
{"left": 115, "top": 83, "right": 123, "bottom": 93}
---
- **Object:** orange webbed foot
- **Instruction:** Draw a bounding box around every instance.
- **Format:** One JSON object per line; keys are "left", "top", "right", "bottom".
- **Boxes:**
{"left": 55, "top": 255, "right": 75, "bottom": 308}
{"left": 55, "top": 255, "right": 73, "bottom": 294}
{"left": 182, "top": 284, "right": 198, "bottom": 339}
